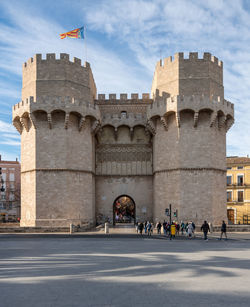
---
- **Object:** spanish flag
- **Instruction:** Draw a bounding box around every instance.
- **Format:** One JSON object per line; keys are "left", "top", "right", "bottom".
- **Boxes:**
{"left": 60, "top": 26, "right": 84, "bottom": 39}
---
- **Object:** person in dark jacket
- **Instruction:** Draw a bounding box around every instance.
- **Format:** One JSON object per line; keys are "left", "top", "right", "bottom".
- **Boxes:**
{"left": 220, "top": 220, "right": 227, "bottom": 240}
{"left": 157, "top": 222, "right": 162, "bottom": 234}
{"left": 201, "top": 220, "right": 210, "bottom": 240}
{"left": 138, "top": 222, "right": 144, "bottom": 235}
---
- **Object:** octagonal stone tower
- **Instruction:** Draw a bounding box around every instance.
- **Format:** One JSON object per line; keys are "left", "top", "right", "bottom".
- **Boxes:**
{"left": 149, "top": 52, "right": 234, "bottom": 225}
{"left": 13, "top": 54, "right": 100, "bottom": 227}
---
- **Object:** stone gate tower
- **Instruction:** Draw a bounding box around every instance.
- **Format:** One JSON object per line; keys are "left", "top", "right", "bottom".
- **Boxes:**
{"left": 148, "top": 52, "right": 234, "bottom": 225}
{"left": 13, "top": 54, "right": 100, "bottom": 227}
{"left": 13, "top": 52, "right": 234, "bottom": 227}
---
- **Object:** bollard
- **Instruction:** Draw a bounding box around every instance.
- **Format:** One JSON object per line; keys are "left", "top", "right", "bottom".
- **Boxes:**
{"left": 105, "top": 222, "right": 109, "bottom": 234}
{"left": 209, "top": 222, "right": 213, "bottom": 233}
{"left": 70, "top": 223, "right": 74, "bottom": 234}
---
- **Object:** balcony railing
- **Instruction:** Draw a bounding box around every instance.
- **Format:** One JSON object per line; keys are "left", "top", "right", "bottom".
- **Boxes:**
{"left": 227, "top": 199, "right": 245, "bottom": 204}
{"left": 226, "top": 184, "right": 249, "bottom": 188}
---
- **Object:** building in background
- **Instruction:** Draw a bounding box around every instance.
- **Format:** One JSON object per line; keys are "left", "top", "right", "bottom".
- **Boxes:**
{"left": 0, "top": 155, "right": 20, "bottom": 222}
{"left": 227, "top": 156, "right": 250, "bottom": 224}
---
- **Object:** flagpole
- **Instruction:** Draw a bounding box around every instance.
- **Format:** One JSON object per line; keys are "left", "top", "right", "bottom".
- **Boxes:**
{"left": 84, "top": 26, "right": 87, "bottom": 64}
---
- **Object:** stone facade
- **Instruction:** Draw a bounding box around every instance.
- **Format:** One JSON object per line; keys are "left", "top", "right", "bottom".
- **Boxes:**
{"left": 12, "top": 52, "right": 234, "bottom": 227}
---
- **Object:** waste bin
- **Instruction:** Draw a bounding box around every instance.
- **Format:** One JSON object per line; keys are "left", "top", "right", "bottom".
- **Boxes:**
{"left": 171, "top": 224, "right": 176, "bottom": 237}
{"left": 70, "top": 223, "right": 74, "bottom": 234}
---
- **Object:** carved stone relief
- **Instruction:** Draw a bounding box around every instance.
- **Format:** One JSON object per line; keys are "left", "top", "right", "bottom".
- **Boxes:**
{"left": 96, "top": 145, "right": 152, "bottom": 175}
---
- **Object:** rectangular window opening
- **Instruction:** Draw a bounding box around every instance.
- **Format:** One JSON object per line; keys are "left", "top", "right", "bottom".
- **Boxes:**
{"left": 238, "top": 191, "right": 244, "bottom": 202}
{"left": 237, "top": 175, "right": 244, "bottom": 186}
{"left": 227, "top": 176, "right": 232, "bottom": 185}
{"left": 227, "top": 191, "right": 232, "bottom": 202}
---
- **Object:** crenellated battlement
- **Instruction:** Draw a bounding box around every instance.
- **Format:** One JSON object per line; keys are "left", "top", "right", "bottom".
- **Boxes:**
{"left": 22, "top": 53, "right": 96, "bottom": 102}
{"left": 148, "top": 94, "right": 234, "bottom": 115}
{"left": 95, "top": 93, "right": 152, "bottom": 105}
{"left": 13, "top": 95, "right": 99, "bottom": 111}
{"left": 152, "top": 52, "right": 224, "bottom": 100}
{"left": 12, "top": 95, "right": 101, "bottom": 134}
{"left": 156, "top": 52, "right": 223, "bottom": 69}
{"left": 147, "top": 94, "right": 234, "bottom": 132}
{"left": 23, "top": 53, "right": 89, "bottom": 69}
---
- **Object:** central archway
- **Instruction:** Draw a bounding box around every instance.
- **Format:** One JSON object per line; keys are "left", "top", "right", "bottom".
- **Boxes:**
{"left": 113, "top": 195, "right": 136, "bottom": 225}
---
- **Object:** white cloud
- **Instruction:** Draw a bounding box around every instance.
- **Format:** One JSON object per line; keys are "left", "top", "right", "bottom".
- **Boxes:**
{"left": 0, "top": 120, "right": 20, "bottom": 151}
{"left": 2, "top": 133, "right": 20, "bottom": 140}
{"left": 0, "top": 139, "right": 20, "bottom": 146}
{"left": 0, "top": 120, "right": 17, "bottom": 134}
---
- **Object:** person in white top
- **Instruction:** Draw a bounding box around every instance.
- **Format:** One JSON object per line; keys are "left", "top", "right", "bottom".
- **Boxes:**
{"left": 187, "top": 222, "right": 193, "bottom": 239}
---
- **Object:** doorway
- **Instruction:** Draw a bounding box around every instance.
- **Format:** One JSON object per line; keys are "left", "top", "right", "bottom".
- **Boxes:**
{"left": 227, "top": 209, "right": 235, "bottom": 224}
{"left": 113, "top": 195, "right": 135, "bottom": 225}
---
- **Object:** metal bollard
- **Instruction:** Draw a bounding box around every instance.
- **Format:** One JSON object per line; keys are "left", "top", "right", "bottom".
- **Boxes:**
{"left": 105, "top": 222, "right": 109, "bottom": 234}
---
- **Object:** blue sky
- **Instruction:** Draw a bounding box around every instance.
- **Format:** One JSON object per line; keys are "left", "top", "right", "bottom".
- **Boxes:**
{"left": 0, "top": 0, "right": 249, "bottom": 161}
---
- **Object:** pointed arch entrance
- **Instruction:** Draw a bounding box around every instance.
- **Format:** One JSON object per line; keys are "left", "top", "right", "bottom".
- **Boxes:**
{"left": 113, "top": 195, "right": 136, "bottom": 225}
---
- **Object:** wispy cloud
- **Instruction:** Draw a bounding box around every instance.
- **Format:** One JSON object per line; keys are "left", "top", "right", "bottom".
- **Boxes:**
{"left": 0, "top": 120, "right": 17, "bottom": 134}
{"left": 2, "top": 133, "right": 20, "bottom": 140}
{"left": 0, "top": 139, "right": 20, "bottom": 146}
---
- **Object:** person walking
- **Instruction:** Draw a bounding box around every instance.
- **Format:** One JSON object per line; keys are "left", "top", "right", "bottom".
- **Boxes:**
{"left": 163, "top": 220, "right": 167, "bottom": 235}
{"left": 157, "top": 222, "right": 162, "bottom": 234}
{"left": 220, "top": 220, "right": 227, "bottom": 240}
{"left": 135, "top": 221, "right": 139, "bottom": 233}
{"left": 166, "top": 223, "right": 171, "bottom": 237}
{"left": 144, "top": 221, "right": 148, "bottom": 234}
{"left": 191, "top": 221, "right": 196, "bottom": 237}
{"left": 147, "top": 222, "right": 152, "bottom": 236}
{"left": 181, "top": 221, "right": 186, "bottom": 235}
{"left": 185, "top": 222, "right": 189, "bottom": 236}
{"left": 139, "top": 222, "right": 143, "bottom": 235}
{"left": 187, "top": 222, "right": 193, "bottom": 239}
{"left": 176, "top": 223, "right": 180, "bottom": 236}
{"left": 201, "top": 220, "right": 210, "bottom": 241}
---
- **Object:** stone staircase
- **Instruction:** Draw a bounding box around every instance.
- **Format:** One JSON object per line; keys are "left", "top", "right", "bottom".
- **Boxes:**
{"left": 106, "top": 223, "right": 137, "bottom": 234}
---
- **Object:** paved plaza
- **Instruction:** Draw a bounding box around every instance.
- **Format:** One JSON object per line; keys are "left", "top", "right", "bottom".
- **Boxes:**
{"left": 1, "top": 234, "right": 250, "bottom": 306}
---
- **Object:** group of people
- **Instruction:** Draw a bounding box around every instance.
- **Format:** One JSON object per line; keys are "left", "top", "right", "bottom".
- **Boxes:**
{"left": 135, "top": 220, "right": 228, "bottom": 240}
{"left": 136, "top": 221, "right": 154, "bottom": 236}
{"left": 156, "top": 220, "right": 195, "bottom": 238}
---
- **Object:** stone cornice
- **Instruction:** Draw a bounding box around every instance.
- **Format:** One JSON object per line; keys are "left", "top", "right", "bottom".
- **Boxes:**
{"left": 154, "top": 167, "right": 226, "bottom": 174}
{"left": 21, "top": 168, "right": 95, "bottom": 175}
